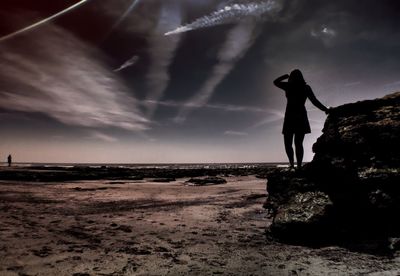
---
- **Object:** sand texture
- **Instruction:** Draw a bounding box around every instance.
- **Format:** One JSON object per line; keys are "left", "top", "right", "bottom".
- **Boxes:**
{"left": 1, "top": 173, "right": 400, "bottom": 275}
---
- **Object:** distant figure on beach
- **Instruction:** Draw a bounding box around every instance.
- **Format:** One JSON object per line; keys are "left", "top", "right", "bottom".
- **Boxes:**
{"left": 274, "top": 69, "right": 329, "bottom": 169}
{"left": 7, "top": 154, "right": 12, "bottom": 167}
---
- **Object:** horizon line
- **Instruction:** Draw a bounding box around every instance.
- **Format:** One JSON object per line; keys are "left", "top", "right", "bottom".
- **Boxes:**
{"left": 2, "top": 161, "right": 295, "bottom": 166}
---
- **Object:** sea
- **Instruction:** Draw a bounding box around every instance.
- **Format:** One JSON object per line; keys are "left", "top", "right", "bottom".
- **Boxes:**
{"left": 3, "top": 162, "right": 290, "bottom": 169}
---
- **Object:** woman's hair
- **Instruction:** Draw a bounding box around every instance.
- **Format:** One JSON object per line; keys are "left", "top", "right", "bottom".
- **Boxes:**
{"left": 288, "top": 69, "right": 306, "bottom": 85}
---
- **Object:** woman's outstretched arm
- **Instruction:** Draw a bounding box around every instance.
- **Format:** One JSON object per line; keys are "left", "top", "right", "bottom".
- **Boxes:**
{"left": 273, "top": 74, "right": 289, "bottom": 90}
{"left": 306, "top": 86, "right": 329, "bottom": 114}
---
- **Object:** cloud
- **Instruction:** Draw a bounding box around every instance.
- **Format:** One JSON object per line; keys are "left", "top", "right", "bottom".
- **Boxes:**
{"left": 174, "top": 20, "right": 261, "bottom": 123}
{"left": 104, "top": 0, "right": 142, "bottom": 40}
{"left": 224, "top": 130, "right": 248, "bottom": 136}
{"left": 96, "top": 0, "right": 160, "bottom": 35}
{"left": 170, "top": 0, "right": 286, "bottom": 123}
{"left": 384, "top": 80, "right": 400, "bottom": 88}
{"left": 143, "top": 99, "right": 270, "bottom": 113}
{"left": 0, "top": 24, "right": 149, "bottom": 131}
{"left": 114, "top": 55, "right": 139, "bottom": 72}
{"left": 89, "top": 131, "right": 118, "bottom": 142}
{"left": 165, "top": 0, "right": 281, "bottom": 35}
{"left": 311, "top": 26, "right": 336, "bottom": 38}
{"left": 310, "top": 25, "right": 337, "bottom": 46}
{"left": 0, "top": 0, "right": 89, "bottom": 42}
{"left": 145, "top": 1, "right": 183, "bottom": 117}
{"left": 343, "top": 81, "right": 361, "bottom": 87}
{"left": 250, "top": 111, "right": 284, "bottom": 128}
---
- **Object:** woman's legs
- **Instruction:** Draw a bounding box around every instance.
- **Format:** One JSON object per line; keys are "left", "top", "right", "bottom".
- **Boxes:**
{"left": 294, "top": 133, "right": 305, "bottom": 168}
{"left": 283, "top": 133, "right": 295, "bottom": 168}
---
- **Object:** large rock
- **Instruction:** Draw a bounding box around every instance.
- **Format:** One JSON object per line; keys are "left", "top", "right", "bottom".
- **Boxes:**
{"left": 265, "top": 92, "right": 400, "bottom": 248}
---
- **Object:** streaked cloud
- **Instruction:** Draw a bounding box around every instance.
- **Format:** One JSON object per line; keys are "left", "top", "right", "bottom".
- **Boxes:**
{"left": 174, "top": 20, "right": 260, "bottom": 123}
{"left": 172, "top": 0, "right": 285, "bottom": 123}
{"left": 0, "top": 0, "right": 89, "bottom": 42}
{"left": 0, "top": 24, "right": 149, "bottom": 131}
{"left": 89, "top": 131, "right": 118, "bottom": 142}
{"left": 343, "top": 81, "right": 361, "bottom": 87}
{"left": 250, "top": 110, "right": 284, "bottom": 129}
{"left": 224, "top": 130, "right": 248, "bottom": 136}
{"left": 165, "top": 0, "right": 280, "bottom": 35}
{"left": 143, "top": 99, "right": 269, "bottom": 113}
{"left": 114, "top": 55, "right": 139, "bottom": 72}
{"left": 145, "top": 1, "right": 183, "bottom": 117}
{"left": 104, "top": 0, "right": 142, "bottom": 40}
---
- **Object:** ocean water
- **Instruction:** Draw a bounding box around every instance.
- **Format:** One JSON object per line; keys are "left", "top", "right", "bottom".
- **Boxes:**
{"left": 6, "top": 162, "right": 287, "bottom": 170}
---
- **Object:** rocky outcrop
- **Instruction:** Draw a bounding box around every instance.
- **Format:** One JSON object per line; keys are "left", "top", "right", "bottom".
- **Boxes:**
{"left": 265, "top": 92, "right": 400, "bottom": 249}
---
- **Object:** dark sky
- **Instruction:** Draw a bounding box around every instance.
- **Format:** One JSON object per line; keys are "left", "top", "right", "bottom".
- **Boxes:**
{"left": 0, "top": 0, "right": 399, "bottom": 163}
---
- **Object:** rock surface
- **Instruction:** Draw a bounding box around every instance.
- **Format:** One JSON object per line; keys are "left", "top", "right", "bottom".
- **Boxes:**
{"left": 0, "top": 165, "right": 271, "bottom": 182}
{"left": 265, "top": 92, "right": 400, "bottom": 249}
{"left": 186, "top": 177, "right": 227, "bottom": 186}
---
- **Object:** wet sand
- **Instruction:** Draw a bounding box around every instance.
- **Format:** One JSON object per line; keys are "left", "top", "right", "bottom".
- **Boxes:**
{"left": 1, "top": 175, "right": 400, "bottom": 275}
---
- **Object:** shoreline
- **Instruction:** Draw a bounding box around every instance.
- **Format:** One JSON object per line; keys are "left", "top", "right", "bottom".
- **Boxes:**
{"left": 0, "top": 165, "right": 273, "bottom": 183}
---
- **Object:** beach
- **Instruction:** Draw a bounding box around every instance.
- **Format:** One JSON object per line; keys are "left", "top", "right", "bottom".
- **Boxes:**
{"left": 1, "top": 167, "right": 399, "bottom": 275}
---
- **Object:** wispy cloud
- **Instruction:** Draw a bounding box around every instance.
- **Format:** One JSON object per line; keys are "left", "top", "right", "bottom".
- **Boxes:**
{"left": 170, "top": 0, "right": 285, "bottom": 123}
{"left": 343, "top": 81, "right": 361, "bottom": 87}
{"left": 143, "top": 99, "right": 270, "bottom": 113}
{"left": 311, "top": 26, "right": 336, "bottom": 38}
{"left": 145, "top": 98, "right": 283, "bottom": 129}
{"left": 89, "top": 131, "right": 118, "bottom": 142}
{"left": 224, "top": 130, "right": 248, "bottom": 136}
{"left": 103, "top": 0, "right": 141, "bottom": 40}
{"left": 174, "top": 20, "right": 260, "bottom": 123}
{"left": 0, "top": 24, "right": 149, "bottom": 131}
{"left": 0, "top": 0, "right": 89, "bottom": 42}
{"left": 114, "top": 55, "right": 139, "bottom": 72}
{"left": 250, "top": 110, "right": 284, "bottom": 128}
{"left": 165, "top": 0, "right": 280, "bottom": 35}
{"left": 145, "top": 1, "right": 183, "bottom": 117}
{"left": 310, "top": 25, "right": 338, "bottom": 47}
{"left": 383, "top": 80, "right": 400, "bottom": 88}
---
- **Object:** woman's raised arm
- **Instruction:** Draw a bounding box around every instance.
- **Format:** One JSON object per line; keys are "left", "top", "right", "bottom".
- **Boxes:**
{"left": 273, "top": 74, "right": 289, "bottom": 90}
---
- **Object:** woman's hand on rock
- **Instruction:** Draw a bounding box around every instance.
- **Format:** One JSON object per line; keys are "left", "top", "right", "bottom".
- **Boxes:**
{"left": 325, "top": 107, "right": 332, "bottom": 115}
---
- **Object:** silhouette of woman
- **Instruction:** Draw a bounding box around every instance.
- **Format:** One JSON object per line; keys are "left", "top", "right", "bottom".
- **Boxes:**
{"left": 274, "top": 69, "right": 329, "bottom": 169}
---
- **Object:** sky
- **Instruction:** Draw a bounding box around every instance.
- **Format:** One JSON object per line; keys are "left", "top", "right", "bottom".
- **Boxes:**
{"left": 0, "top": 0, "right": 399, "bottom": 163}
